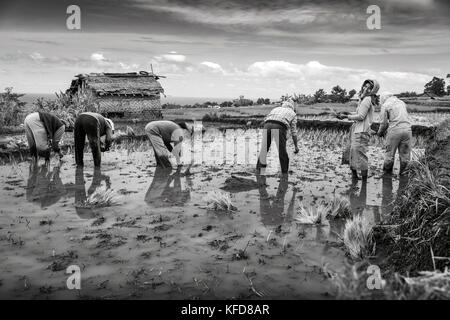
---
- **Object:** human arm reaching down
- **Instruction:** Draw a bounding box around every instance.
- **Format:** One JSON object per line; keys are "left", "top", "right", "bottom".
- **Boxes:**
{"left": 290, "top": 116, "right": 299, "bottom": 154}
{"left": 377, "top": 105, "right": 389, "bottom": 137}
{"left": 172, "top": 136, "right": 183, "bottom": 166}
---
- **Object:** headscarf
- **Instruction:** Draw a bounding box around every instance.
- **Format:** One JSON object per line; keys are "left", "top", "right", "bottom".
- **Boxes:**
{"left": 380, "top": 92, "right": 395, "bottom": 106}
{"left": 359, "top": 79, "right": 380, "bottom": 106}
{"left": 281, "top": 99, "right": 295, "bottom": 110}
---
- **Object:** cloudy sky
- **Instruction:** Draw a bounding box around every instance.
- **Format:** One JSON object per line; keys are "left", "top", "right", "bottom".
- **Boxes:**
{"left": 0, "top": 0, "right": 449, "bottom": 98}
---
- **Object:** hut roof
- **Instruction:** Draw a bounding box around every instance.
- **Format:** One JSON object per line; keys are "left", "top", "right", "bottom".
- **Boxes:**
{"left": 69, "top": 72, "right": 164, "bottom": 97}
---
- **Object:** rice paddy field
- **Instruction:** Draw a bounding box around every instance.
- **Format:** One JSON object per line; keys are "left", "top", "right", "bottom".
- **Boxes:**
{"left": 0, "top": 125, "right": 426, "bottom": 299}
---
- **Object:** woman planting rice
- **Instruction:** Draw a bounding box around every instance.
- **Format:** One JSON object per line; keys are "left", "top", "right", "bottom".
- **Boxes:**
{"left": 24, "top": 111, "right": 67, "bottom": 162}
{"left": 338, "top": 79, "right": 380, "bottom": 180}
{"left": 144, "top": 120, "right": 193, "bottom": 168}
{"left": 376, "top": 92, "right": 412, "bottom": 175}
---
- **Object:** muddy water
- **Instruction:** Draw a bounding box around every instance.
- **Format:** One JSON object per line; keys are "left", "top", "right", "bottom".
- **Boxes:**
{"left": 0, "top": 128, "right": 412, "bottom": 299}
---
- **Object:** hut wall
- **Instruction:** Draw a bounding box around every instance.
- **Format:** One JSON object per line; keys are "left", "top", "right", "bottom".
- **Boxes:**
{"left": 97, "top": 95, "right": 162, "bottom": 119}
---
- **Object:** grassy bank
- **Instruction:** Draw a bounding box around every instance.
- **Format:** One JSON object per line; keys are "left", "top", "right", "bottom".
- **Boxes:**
{"left": 376, "top": 119, "right": 450, "bottom": 274}
{"left": 326, "top": 119, "right": 450, "bottom": 299}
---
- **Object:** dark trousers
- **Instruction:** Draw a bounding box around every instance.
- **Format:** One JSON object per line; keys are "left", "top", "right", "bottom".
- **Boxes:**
{"left": 257, "top": 121, "right": 289, "bottom": 173}
{"left": 74, "top": 114, "right": 102, "bottom": 167}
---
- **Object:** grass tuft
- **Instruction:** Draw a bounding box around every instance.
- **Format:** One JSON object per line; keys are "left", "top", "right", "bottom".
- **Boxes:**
{"left": 206, "top": 191, "right": 237, "bottom": 211}
{"left": 295, "top": 202, "right": 329, "bottom": 225}
{"left": 328, "top": 195, "right": 352, "bottom": 219}
{"left": 76, "top": 187, "right": 119, "bottom": 208}
{"left": 343, "top": 215, "right": 374, "bottom": 260}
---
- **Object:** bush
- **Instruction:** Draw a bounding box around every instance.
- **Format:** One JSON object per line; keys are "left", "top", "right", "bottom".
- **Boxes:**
{"left": 0, "top": 87, "right": 26, "bottom": 128}
{"left": 34, "top": 87, "right": 98, "bottom": 130}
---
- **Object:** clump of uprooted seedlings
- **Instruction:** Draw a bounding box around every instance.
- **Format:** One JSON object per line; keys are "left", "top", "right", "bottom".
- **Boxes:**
{"left": 343, "top": 214, "right": 374, "bottom": 260}
{"left": 206, "top": 191, "right": 237, "bottom": 212}
{"left": 76, "top": 187, "right": 120, "bottom": 208}
{"left": 295, "top": 202, "right": 329, "bottom": 225}
{"left": 295, "top": 194, "right": 351, "bottom": 225}
{"left": 327, "top": 195, "right": 352, "bottom": 219}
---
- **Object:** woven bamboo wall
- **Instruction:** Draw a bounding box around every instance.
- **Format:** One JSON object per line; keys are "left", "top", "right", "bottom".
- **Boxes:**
{"left": 97, "top": 95, "right": 162, "bottom": 119}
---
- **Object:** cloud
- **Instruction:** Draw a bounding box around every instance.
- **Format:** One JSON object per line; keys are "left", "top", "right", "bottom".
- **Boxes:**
{"left": 155, "top": 53, "right": 186, "bottom": 63}
{"left": 138, "top": 3, "right": 322, "bottom": 26}
{"left": 243, "top": 60, "right": 434, "bottom": 94}
{"left": 29, "top": 52, "right": 44, "bottom": 61}
{"left": 200, "top": 61, "right": 225, "bottom": 74}
{"left": 91, "top": 52, "right": 107, "bottom": 62}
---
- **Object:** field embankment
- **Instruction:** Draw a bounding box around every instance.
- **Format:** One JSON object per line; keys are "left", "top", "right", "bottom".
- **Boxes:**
{"left": 375, "top": 119, "right": 450, "bottom": 274}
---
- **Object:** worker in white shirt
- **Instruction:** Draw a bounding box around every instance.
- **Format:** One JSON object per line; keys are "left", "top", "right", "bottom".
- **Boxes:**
{"left": 376, "top": 93, "right": 412, "bottom": 175}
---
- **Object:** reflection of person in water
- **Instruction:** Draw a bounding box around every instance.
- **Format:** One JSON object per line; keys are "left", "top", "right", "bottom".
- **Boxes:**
{"left": 257, "top": 174, "right": 296, "bottom": 227}
{"left": 26, "top": 161, "right": 66, "bottom": 208}
{"left": 74, "top": 167, "right": 111, "bottom": 219}
{"left": 348, "top": 179, "right": 367, "bottom": 216}
{"left": 381, "top": 173, "right": 409, "bottom": 219}
{"left": 145, "top": 166, "right": 192, "bottom": 207}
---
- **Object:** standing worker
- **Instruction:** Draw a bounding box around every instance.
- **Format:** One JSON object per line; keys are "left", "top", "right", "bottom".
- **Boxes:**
{"left": 256, "top": 99, "right": 299, "bottom": 174}
{"left": 144, "top": 120, "right": 193, "bottom": 168}
{"left": 338, "top": 79, "right": 380, "bottom": 180}
{"left": 24, "top": 111, "right": 67, "bottom": 162}
{"left": 74, "top": 112, "right": 114, "bottom": 168}
{"left": 376, "top": 93, "right": 412, "bottom": 175}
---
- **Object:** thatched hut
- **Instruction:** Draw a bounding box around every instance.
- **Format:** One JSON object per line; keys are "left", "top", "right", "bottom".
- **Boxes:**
{"left": 67, "top": 71, "right": 165, "bottom": 119}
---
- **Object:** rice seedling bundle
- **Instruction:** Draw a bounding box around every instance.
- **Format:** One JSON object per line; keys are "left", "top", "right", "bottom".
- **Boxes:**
{"left": 295, "top": 202, "right": 329, "bottom": 225}
{"left": 206, "top": 191, "right": 237, "bottom": 211}
{"left": 76, "top": 186, "right": 120, "bottom": 208}
{"left": 343, "top": 215, "right": 374, "bottom": 260}
{"left": 328, "top": 195, "right": 352, "bottom": 219}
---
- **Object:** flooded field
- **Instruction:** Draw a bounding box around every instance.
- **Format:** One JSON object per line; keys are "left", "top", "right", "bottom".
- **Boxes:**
{"left": 0, "top": 128, "right": 417, "bottom": 299}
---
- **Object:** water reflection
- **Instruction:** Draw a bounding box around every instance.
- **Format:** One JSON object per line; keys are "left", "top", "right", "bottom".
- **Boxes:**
{"left": 348, "top": 179, "right": 367, "bottom": 216}
{"left": 145, "top": 166, "right": 192, "bottom": 207}
{"left": 74, "top": 167, "right": 111, "bottom": 219}
{"left": 257, "top": 174, "right": 296, "bottom": 227}
{"left": 26, "top": 162, "right": 67, "bottom": 208}
{"left": 381, "top": 173, "right": 409, "bottom": 220}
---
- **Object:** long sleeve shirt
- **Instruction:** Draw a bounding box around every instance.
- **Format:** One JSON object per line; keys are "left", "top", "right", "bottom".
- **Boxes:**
{"left": 80, "top": 112, "right": 113, "bottom": 149}
{"left": 377, "top": 96, "right": 411, "bottom": 136}
{"left": 264, "top": 106, "right": 298, "bottom": 136}
{"left": 347, "top": 96, "right": 374, "bottom": 134}
{"left": 38, "top": 111, "right": 65, "bottom": 153}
